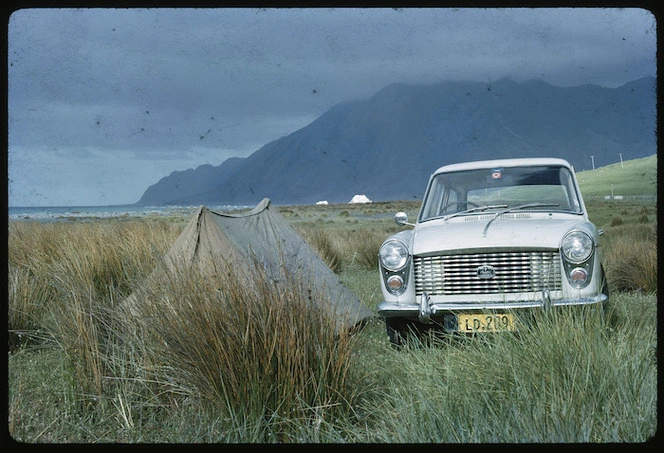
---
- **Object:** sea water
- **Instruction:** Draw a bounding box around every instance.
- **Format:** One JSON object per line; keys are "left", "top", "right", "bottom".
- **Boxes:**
{"left": 7, "top": 204, "right": 247, "bottom": 222}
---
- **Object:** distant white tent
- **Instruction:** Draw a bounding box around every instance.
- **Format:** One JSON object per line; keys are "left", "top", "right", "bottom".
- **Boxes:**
{"left": 349, "top": 194, "right": 371, "bottom": 204}
{"left": 123, "top": 198, "right": 373, "bottom": 331}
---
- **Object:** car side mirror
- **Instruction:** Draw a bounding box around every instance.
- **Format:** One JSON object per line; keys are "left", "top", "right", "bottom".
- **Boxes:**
{"left": 394, "top": 212, "right": 414, "bottom": 227}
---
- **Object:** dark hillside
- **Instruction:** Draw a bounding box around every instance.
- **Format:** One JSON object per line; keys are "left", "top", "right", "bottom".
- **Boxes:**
{"left": 136, "top": 77, "right": 656, "bottom": 206}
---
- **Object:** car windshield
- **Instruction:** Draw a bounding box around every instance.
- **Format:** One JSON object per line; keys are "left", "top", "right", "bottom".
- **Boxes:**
{"left": 418, "top": 165, "right": 583, "bottom": 222}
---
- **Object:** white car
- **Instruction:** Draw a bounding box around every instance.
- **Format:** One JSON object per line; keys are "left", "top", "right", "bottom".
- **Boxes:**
{"left": 377, "top": 158, "right": 609, "bottom": 345}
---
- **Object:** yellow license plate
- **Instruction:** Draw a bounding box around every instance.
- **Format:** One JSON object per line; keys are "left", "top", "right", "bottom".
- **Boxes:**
{"left": 458, "top": 313, "right": 516, "bottom": 332}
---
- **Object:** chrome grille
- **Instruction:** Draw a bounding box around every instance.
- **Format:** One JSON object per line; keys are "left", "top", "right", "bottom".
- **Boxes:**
{"left": 414, "top": 251, "right": 562, "bottom": 295}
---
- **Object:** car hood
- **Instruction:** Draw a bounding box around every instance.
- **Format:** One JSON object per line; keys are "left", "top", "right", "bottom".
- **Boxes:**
{"left": 411, "top": 214, "right": 588, "bottom": 255}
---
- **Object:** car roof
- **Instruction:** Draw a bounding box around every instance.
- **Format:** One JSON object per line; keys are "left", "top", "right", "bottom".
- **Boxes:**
{"left": 433, "top": 157, "right": 574, "bottom": 175}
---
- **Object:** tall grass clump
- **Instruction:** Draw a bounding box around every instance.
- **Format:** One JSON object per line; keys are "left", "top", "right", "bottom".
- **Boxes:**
{"left": 8, "top": 219, "right": 182, "bottom": 407}
{"left": 7, "top": 265, "right": 53, "bottom": 349}
{"left": 8, "top": 220, "right": 179, "bottom": 303}
{"left": 299, "top": 226, "right": 392, "bottom": 272}
{"left": 46, "top": 285, "right": 109, "bottom": 404}
{"left": 369, "top": 301, "right": 656, "bottom": 442}
{"left": 347, "top": 228, "right": 385, "bottom": 269}
{"left": 124, "top": 258, "right": 367, "bottom": 442}
{"left": 300, "top": 227, "right": 343, "bottom": 273}
{"left": 602, "top": 223, "right": 657, "bottom": 293}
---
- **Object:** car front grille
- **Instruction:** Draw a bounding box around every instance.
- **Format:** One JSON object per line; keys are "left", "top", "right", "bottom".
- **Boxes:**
{"left": 413, "top": 251, "right": 562, "bottom": 295}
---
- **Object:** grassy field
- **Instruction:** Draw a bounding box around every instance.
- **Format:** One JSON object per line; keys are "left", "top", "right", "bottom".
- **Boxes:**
{"left": 7, "top": 157, "right": 657, "bottom": 443}
{"left": 576, "top": 154, "right": 657, "bottom": 199}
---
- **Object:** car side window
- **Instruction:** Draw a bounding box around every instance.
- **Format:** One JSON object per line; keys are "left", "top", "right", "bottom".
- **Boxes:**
{"left": 559, "top": 168, "right": 582, "bottom": 212}
{"left": 420, "top": 177, "right": 444, "bottom": 220}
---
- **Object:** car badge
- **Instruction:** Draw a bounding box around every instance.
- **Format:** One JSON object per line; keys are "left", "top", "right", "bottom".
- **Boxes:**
{"left": 477, "top": 265, "right": 496, "bottom": 279}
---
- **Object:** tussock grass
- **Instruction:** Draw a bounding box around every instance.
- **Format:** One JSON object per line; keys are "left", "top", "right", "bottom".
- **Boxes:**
{"left": 8, "top": 218, "right": 371, "bottom": 442}
{"left": 366, "top": 300, "right": 656, "bottom": 443}
{"left": 7, "top": 265, "right": 53, "bottom": 349}
{"left": 8, "top": 220, "right": 178, "bottom": 300}
{"left": 47, "top": 286, "right": 107, "bottom": 404}
{"left": 122, "top": 260, "right": 365, "bottom": 441}
{"left": 7, "top": 197, "right": 658, "bottom": 442}
{"left": 7, "top": 220, "right": 181, "bottom": 406}
{"left": 300, "top": 227, "right": 343, "bottom": 273}
{"left": 601, "top": 222, "right": 657, "bottom": 293}
{"left": 299, "top": 226, "right": 395, "bottom": 272}
{"left": 347, "top": 229, "right": 385, "bottom": 269}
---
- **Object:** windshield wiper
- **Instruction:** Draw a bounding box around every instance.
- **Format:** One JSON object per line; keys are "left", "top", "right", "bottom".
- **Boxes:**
{"left": 482, "top": 203, "right": 560, "bottom": 238}
{"left": 442, "top": 204, "right": 508, "bottom": 221}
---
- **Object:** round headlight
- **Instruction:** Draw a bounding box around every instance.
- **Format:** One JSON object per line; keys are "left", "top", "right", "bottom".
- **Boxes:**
{"left": 561, "top": 231, "right": 594, "bottom": 263}
{"left": 379, "top": 240, "right": 409, "bottom": 271}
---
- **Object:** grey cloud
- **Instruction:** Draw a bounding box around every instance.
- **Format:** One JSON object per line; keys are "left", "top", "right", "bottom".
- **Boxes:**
{"left": 8, "top": 7, "right": 657, "bottom": 206}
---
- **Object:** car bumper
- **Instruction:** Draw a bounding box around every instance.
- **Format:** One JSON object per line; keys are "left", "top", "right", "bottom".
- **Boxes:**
{"left": 377, "top": 291, "right": 608, "bottom": 324}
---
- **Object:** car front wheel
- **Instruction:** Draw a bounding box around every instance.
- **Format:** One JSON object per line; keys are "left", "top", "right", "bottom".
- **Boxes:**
{"left": 385, "top": 317, "right": 411, "bottom": 347}
{"left": 599, "top": 266, "right": 616, "bottom": 327}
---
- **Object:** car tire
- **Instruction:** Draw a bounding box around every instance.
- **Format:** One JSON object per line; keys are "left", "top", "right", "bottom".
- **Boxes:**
{"left": 385, "top": 317, "right": 412, "bottom": 347}
{"left": 599, "top": 266, "right": 616, "bottom": 328}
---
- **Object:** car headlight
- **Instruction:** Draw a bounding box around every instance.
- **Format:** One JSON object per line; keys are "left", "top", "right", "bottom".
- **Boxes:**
{"left": 561, "top": 231, "right": 594, "bottom": 263}
{"left": 379, "top": 240, "right": 409, "bottom": 271}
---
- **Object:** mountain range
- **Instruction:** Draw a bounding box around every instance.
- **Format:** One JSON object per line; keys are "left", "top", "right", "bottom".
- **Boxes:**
{"left": 135, "top": 77, "right": 656, "bottom": 206}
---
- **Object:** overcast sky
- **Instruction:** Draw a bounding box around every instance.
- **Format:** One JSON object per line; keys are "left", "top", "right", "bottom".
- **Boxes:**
{"left": 7, "top": 7, "right": 657, "bottom": 207}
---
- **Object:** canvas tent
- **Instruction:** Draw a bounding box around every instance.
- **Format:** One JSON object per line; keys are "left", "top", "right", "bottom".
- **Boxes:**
{"left": 123, "top": 198, "right": 373, "bottom": 331}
